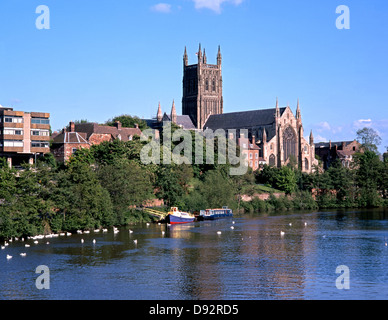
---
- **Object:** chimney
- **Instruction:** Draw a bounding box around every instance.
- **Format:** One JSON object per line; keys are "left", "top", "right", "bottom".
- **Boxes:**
{"left": 134, "top": 123, "right": 139, "bottom": 129}
{"left": 252, "top": 135, "right": 256, "bottom": 145}
{"left": 69, "top": 121, "right": 75, "bottom": 132}
{"left": 115, "top": 121, "right": 122, "bottom": 130}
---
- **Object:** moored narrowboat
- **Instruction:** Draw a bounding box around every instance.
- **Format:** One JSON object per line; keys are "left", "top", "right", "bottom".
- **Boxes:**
{"left": 199, "top": 206, "right": 233, "bottom": 220}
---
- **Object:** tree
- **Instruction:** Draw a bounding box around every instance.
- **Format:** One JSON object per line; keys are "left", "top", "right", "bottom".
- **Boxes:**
{"left": 50, "top": 162, "right": 114, "bottom": 230}
{"left": 105, "top": 114, "right": 148, "bottom": 130}
{"left": 354, "top": 150, "right": 382, "bottom": 207}
{"left": 356, "top": 127, "right": 382, "bottom": 154}
{"left": 97, "top": 159, "right": 154, "bottom": 224}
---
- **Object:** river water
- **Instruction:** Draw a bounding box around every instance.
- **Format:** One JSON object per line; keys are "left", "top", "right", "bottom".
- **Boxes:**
{"left": 1, "top": 209, "right": 388, "bottom": 300}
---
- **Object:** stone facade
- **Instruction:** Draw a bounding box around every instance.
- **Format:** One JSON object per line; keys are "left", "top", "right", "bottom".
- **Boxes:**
{"left": 204, "top": 99, "right": 318, "bottom": 173}
{"left": 182, "top": 45, "right": 223, "bottom": 129}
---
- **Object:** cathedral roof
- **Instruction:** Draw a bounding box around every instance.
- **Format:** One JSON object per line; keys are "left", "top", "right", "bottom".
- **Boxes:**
{"left": 204, "top": 107, "right": 286, "bottom": 131}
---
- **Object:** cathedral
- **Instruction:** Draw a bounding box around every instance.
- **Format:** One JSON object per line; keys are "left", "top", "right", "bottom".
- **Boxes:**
{"left": 152, "top": 45, "right": 318, "bottom": 173}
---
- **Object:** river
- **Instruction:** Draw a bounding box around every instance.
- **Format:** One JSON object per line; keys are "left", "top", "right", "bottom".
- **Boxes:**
{"left": 1, "top": 209, "right": 388, "bottom": 300}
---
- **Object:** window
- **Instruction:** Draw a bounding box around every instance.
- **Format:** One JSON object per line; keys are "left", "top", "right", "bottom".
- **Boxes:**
{"left": 255, "top": 161, "right": 258, "bottom": 167}
{"left": 205, "top": 79, "right": 209, "bottom": 91}
{"left": 255, "top": 153, "right": 258, "bottom": 159}
{"left": 31, "top": 118, "right": 50, "bottom": 125}
{"left": 4, "top": 140, "right": 23, "bottom": 147}
{"left": 249, "top": 153, "right": 253, "bottom": 159}
{"left": 31, "top": 141, "right": 49, "bottom": 148}
{"left": 72, "top": 148, "right": 78, "bottom": 154}
{"left": 4, "top": 117, "right": 23, "bottom": 123}
{"left": 3, "top": 128, "right": 23, "bottom": 135}
{"left": 305, "top": 158, "right": 309, "bottom": 171}
{"left": 212, "top": 79, "right": 216, "bottom": 91}
{"left": 128, "top": 135, "right": 133, "bottom": 141}
{"left": 31, "top": 129, "right": 49, "bottom": 136}
{"left": 249, "top": 161, "right": 252, "bottom": 167}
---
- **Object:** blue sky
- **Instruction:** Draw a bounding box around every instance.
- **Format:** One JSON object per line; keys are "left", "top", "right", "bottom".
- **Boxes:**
{"left": 0, "top": 0, "right": 387, "bottom": 153}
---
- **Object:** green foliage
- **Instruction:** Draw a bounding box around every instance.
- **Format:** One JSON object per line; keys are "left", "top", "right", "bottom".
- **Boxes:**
{"left": 97, "top": 159, "right": 153, "bottom": 224}
{"left": 356, "top": 127, "right": 382, "bottom": 154}
{"left": 105, "top": 114, "right": 148, "bottom": 130}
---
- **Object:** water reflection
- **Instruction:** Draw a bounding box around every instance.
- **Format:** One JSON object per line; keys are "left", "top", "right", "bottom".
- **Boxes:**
{"left": 1, "top": 209, "right": 388, "bottom": 300}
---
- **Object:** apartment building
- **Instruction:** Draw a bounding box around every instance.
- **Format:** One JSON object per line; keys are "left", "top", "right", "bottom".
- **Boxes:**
{"left": 0, "top": 106, "right": 50, "bottom": 167}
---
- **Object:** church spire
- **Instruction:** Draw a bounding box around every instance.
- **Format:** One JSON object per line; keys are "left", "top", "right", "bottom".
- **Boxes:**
{"left": 203, "top": 48, "right": 207, "bottom": 64}
{"left": 217, "top": 45, "right": 222, "bottom": 67}
{"left": 157, "top": 102, "right": 163, "bottom": 122}
{"left": 198, "top": 43, "right": 202, "bottom": 63}
{"left": 263, "top": 128, "right": 267, "bottom": 144}
{"left": 183, "top": 46, "right": 188, "bottom": 67}
{"left": 171, "top": 100, "right": 177, "bottom": 124}
{"left": 296, "top": 98, "right": 301, "bottom": 120}
{"left": 310, "top": 130, "right": 314, "bottom": 145}
{"left": 275, "top": 97, "right": 280, "bottom": 118}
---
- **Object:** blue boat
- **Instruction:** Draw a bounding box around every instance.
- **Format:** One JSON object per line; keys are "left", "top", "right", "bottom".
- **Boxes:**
{"left": 166, "top": 207, "right": 195, "bottom": 225}
{"left": 199, "top": 206, "right": 233, "bottom": 220}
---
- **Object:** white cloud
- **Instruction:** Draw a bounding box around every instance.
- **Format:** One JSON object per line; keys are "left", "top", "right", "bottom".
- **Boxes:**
{"left": 151, "top": 3, "right": 172, "bottom": 13}
{"left": 353, "top": 119, "right": 372, "bottom": 129}
{"left": 317, "top": 121, "right": 331, "bottom": 132}
{"left": 314, "top": 134, "right": 328, "bottom": 143}
{"left": 192, "top": 0, "right": 244, "bottom": 14}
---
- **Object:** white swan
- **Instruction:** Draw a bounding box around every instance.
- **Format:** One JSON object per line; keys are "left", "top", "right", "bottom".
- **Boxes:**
{"left": 102, "top": 228, "right": 108, "bottom": 232}
{"left": 20, "top": 253, "right": 26, "bottom": 257}
{"left": 25, "top": 244, "right": 30, "bottom": 248}
{"left": 280, "top": 231, "right": 285, "bottom": 236}
{"left": 34, "top": 240, "right": 39, "bottom": 244}
{"left": 6, "top": 254, "right": 12, "bottom": 260}
{"left": 133, "top": 239, "right": 138, "bottom": 244}
{"left": 129, "top": 230, "right": 134, "bottom": 234}
{"left": 230, "top": 226, "right": 235, "bottom": 230}
{"left": 217, "top": 231, "right": 222, "bottom": 235}
{"left": 92, "top": 239, "right": 96, "bottom": 244}
{"left": 81, "top": 239, "right": 84, "bottom": 243}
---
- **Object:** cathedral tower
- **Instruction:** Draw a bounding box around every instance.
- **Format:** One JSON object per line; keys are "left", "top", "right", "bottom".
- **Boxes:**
{"left": 182, "top": 44, "right": 223, "bottom": 129}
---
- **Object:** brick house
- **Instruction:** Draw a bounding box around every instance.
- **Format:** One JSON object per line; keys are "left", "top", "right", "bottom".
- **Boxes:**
{"left": 238, "top": 135, "right": 261, "bottom": 171}
{"left": 51, "top": 121, "right": 142, "bottom": 163}
{"left": 315, "top": 140, "right": 362, "bottom": 170}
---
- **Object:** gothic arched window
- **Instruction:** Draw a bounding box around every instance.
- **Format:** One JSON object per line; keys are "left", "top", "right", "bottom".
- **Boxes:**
{"left": 269, "top": 154, "right": 276, "bottom": 167}
{"left": 212, "top": 78, "right": 216, "bottom": 91}
{"left": 205, "top": 79, "right": 209, "bottom": 91}
{"left": 305, "top": 158, "right": 309, "bottom": 171}
{"left": 283, "top": 126, "right": 297, "bottom": 161}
